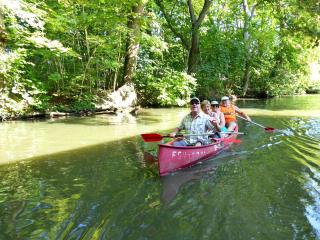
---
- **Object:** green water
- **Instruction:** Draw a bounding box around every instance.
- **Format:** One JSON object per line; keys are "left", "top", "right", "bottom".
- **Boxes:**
{"left": 0, "top": 95, "right": 320, "bottom": 239}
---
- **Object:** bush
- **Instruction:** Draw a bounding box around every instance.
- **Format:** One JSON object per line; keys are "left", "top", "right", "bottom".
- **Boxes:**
{"left": 134, "top": 67, "right": 197, "bottom": 106}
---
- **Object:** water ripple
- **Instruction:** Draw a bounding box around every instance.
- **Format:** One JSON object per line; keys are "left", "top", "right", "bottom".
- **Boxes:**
{"left": 303, "top": 169, "right": 320, "bottom": 239}
{"left": 287, "top": 117, "right": 320, "bottom": 239}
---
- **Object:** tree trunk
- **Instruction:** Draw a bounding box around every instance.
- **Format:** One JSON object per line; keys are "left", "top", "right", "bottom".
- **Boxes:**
{"left": 123, "top": 0, "right": 147, "bottom": 84}
{"left": 155, "top": 0, "right": 212, "bottom": 75}
{"left": 242, "top": 9, "right": 250, "bottom": 96}
{"left": 241, "top": 0, "right": 257, "bottom": 96}
{"left": 0, "top": 5, "right": 5, "bottom": 54}
{"left": 187, "top": 30, "right": 200, "bottom": 74}
{"left": 186, "top": 0, "right": 212, "bottom": 75}
{"left": 0, "top": 4, "right": 5, "bottom": 88}
{"left": 242, "top": 61, "right": 250, "bottom": 96}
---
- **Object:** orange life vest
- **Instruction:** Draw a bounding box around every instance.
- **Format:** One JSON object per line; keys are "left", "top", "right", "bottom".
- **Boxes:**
{"left": 220, "top": 105, "right": 237, "bottom": 124}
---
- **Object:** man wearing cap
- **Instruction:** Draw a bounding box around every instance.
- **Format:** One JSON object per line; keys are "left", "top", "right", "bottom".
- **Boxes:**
{"left": 220, "top": 96, "right": 251, "bottom": 131}
{"left": 169, "top": 97, "right": 215, "bottom": 146}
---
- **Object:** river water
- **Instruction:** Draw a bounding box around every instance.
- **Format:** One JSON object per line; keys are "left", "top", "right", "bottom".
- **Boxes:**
{"left": 0, "top": 95, "right": 320, "bottom": 239}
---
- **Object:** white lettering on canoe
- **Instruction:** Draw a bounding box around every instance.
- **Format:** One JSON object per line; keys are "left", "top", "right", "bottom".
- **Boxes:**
{"left": 172, "top": 151, "right": 182, "bottom": 158}
{"left": 171, "top": 146, "right": 221, "bottom": 161}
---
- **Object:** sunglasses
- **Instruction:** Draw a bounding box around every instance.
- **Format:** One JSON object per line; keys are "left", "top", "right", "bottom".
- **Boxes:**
{"left": 190, "top": 101, "right": 200, "bottom": 105}
{"left": 211, "top": 105, "right": 219, "bottom": 107}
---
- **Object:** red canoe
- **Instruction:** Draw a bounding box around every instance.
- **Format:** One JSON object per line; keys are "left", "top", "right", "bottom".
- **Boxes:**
{"left": 158, "top": 132, "right": 238, "bottom": 176}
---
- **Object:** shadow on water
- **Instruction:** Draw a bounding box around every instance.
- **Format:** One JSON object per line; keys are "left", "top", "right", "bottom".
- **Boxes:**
{"left": 0, "top": 126, "right": 245, "bottom": 239}
{"left": 0, "top": 134, "right": 159, "bottom": 239}
{"left": 1, "top": 105, "right": 320, "bottom": 239}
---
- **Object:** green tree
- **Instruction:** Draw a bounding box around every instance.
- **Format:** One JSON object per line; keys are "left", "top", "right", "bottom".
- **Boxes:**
{"left": 155, "top": 0, "right": 212, "bottom": 74}
{"left": 123, "top": 0, "right": 148, "bottom": 83}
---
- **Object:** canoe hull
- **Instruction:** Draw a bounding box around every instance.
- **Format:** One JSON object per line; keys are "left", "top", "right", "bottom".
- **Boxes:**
{"left": 158, "top": 134, "right": 237, "bottom": 176}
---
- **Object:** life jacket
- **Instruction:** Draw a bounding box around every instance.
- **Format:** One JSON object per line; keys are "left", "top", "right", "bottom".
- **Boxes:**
{"left": 220, "top": 105, "right": 237, "bottom": 124}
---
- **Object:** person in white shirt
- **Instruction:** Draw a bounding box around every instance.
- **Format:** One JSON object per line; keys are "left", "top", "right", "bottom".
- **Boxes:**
{"left": 169, "top": 97, "right": 215, "bottom": 146}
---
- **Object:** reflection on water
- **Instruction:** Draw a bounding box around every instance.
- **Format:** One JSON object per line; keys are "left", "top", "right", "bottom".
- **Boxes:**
{"left": 0, "top": 95, "right": 320, "bottom": 239}
{"left": 161, "top": 164, "right": 217, "bottom": 204}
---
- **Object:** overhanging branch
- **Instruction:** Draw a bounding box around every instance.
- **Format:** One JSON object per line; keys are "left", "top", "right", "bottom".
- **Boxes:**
{"left": 155, "top": 0, "right": 190, "bottom": 49}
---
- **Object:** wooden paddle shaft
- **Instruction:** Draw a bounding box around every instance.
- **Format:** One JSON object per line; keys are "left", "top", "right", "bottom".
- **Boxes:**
{"left": 176, "top": 132, "right": 245, "bottom": 137}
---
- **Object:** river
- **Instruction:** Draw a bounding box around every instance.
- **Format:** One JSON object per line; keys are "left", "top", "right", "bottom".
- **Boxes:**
{"left": 0, "top": 95, "right": 319, "bottom": 239}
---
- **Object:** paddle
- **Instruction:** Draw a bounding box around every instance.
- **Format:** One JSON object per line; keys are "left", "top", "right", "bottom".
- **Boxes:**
{"left": 236, "top": 115, "right": 276, "bottom": 132}
{"left": 213, "top": 138, "right": 242, "bottom": 143}
{"left": 141, "top": 132, "right": 245, "bottom": 143}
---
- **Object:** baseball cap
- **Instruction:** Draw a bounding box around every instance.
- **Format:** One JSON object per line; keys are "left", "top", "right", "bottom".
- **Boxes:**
{"left": 190, "top": 97, "right": 200, "bottom": 104}
{"left": 221, "top": 96, "right": 229, "bottom": 101}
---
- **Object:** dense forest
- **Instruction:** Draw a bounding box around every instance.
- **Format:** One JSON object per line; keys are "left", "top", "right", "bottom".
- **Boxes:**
{"left": 0, "top": 0, "right": 319, "bottom": 120}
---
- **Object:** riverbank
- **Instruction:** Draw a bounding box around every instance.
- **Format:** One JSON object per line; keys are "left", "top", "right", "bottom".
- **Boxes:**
{"left": 0, "top": 83, "right": 139, "bottom": 121}
{"left": 1, "top": 91, "right": 319, "bottom": 122}
{"left": 0, "top": 99, "right": 138, "bottom": 121}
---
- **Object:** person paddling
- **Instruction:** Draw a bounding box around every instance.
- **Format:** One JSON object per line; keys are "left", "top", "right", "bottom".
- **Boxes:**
{"left": 220, "top": 96, "right": 251, "bottom": 131}
{"left": 169, "top": 97, "right": 215, "bottom": 146}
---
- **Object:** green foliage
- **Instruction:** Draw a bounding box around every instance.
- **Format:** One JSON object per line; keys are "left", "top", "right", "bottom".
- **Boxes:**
{"left": 197, "top": 27, "right": 245, "bottom": 98}
{"left": 0, "top": 0, "right": 319, "bottom": 120}
{"left": 135, "top": 66, "right": 197, "bottom": 106}
{"left": 69, "top": 95, "right": 95, "bottom": 113}
{"left": 47, "top": 94, "right": 95, "bottom": 113}
{"left": 0, "top": 48, "right": 42, "bottom": 119}
{"left": 194, "top": 0, "right": 318, "bottom": 98}
{"left": 0, "top": 0, "right": 74, "bottom": 119}
{"left": 136, "top": 25, "right": 197, "bottom": 106}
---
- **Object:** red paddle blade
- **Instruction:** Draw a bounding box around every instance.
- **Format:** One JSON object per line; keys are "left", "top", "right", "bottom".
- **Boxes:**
{"left": 265, "top": 127, "right": 276, "bottom": 132}
{"left": 141, "top": 133, "right": 164, "bottom": 142}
